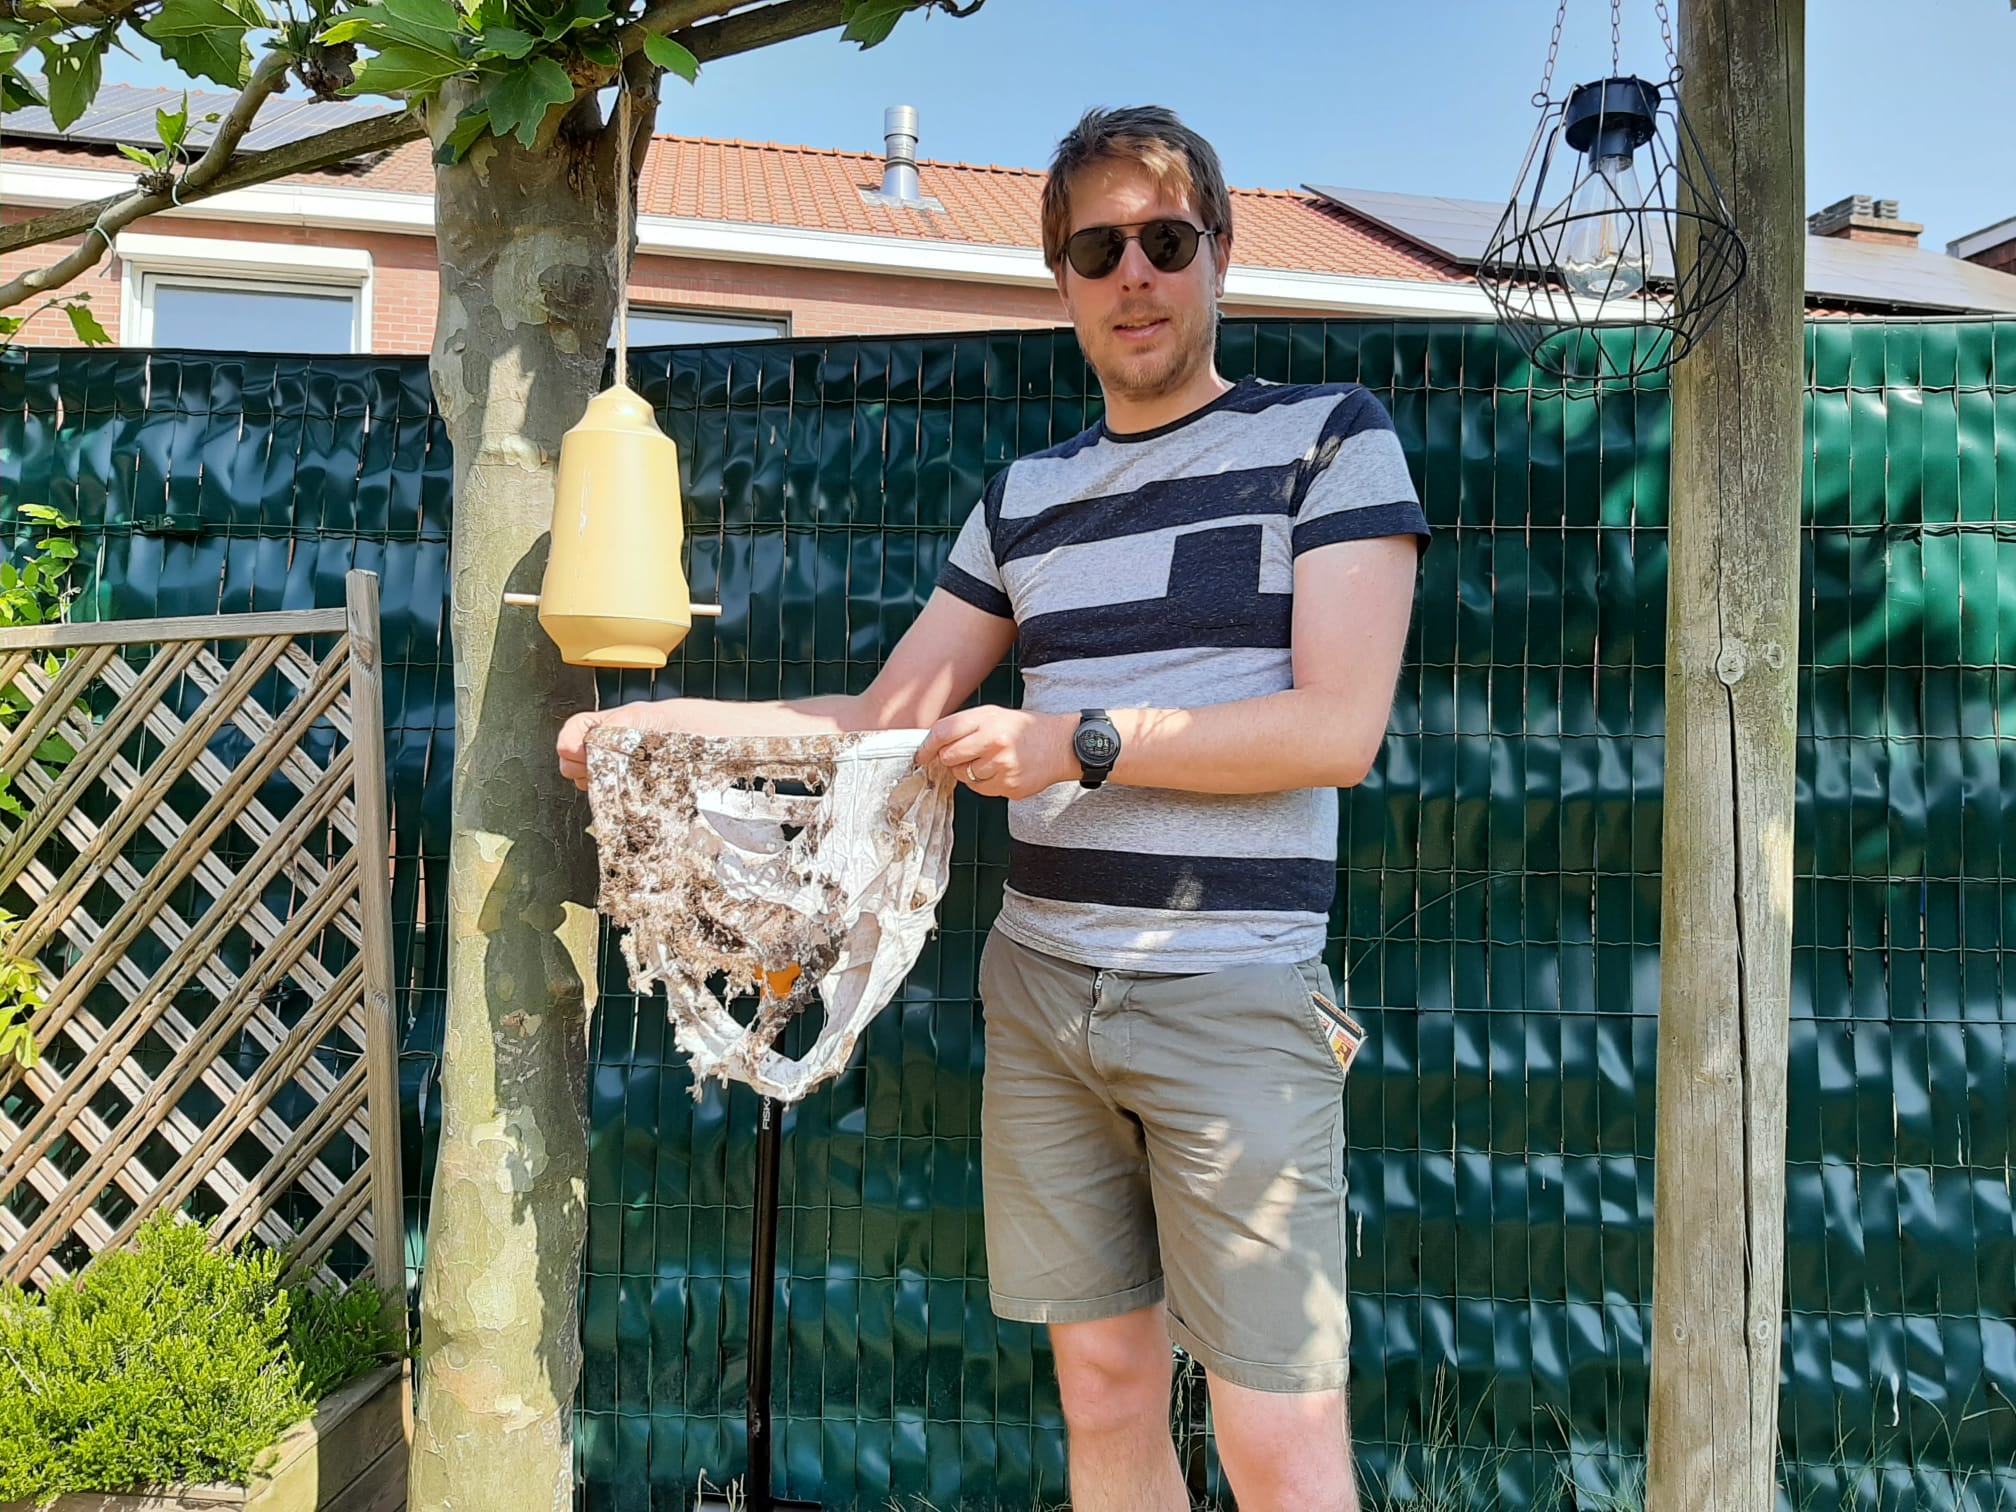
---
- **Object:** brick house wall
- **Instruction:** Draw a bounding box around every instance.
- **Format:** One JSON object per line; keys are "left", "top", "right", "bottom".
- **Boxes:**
{"left": 3, "top": 124, "right": 1464, "bottom": 355}
{"left": 1964, "top": 238, "right": 2016, "bottom": 277}
{"left": 3, "top": 207, "right": 1293, "bottom": 354}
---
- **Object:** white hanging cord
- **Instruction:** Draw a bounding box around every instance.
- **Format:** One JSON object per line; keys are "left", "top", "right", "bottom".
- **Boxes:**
{"left": 614, "top": 83, "right": 633, "bottom": 388}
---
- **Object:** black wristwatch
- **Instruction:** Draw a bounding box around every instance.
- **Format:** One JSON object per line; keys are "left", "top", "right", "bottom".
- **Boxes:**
{"left": 1073, "top": 709, "right": 1121, "bottom": 790}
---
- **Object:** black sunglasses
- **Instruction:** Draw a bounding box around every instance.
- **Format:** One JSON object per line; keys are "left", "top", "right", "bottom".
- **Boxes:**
{"left": 1063, "top": 219, "right": 1218, "bottom": 279}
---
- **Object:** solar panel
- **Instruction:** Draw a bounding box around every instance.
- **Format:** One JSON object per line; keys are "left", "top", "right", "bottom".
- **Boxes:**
{"left": 5, "top": 80, "right": 401, "bottom": 155}
{"left": 1307, "top": 183, "right": 2016, "bottom": 315}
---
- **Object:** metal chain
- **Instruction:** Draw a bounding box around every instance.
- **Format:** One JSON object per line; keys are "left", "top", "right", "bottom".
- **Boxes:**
{"left": 1534, "top": 0, "right": 1569, "bottom": 104}
{"left": 1655, "top": 0, "right": 1678, "bottom": 72}
{"left": 1610, "top": 0, "right": 1623, "bottom": 74}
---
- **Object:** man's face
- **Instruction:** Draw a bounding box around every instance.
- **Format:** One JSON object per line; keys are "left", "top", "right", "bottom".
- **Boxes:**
{"left": 1055, "top": 158, "right": 1228, "bottom": 409}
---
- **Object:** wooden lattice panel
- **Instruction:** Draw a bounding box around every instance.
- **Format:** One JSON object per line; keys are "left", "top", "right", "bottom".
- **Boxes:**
{"left": 0, "top": 573, "right": 400, "bottom": 1292}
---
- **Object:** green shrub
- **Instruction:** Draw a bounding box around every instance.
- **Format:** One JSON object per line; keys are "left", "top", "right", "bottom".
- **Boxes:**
{"left": 285, "top": 1277, "right": 408, "bottom": 1402}
{"left": 0, "top": 1211, "right": 311, "bottom": 1507}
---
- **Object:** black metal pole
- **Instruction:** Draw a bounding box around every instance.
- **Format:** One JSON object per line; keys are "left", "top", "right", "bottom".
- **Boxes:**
{"left": 742, "top": 1096, "right": 819, "bottom": 1512}
{"left": 747, "top": 1095, "right": 781, "bottom": 1511}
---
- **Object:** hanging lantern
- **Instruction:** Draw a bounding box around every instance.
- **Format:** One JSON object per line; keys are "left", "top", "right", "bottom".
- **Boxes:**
{"left": 1476, "top": 0, "right": 1746, "bottom": 380}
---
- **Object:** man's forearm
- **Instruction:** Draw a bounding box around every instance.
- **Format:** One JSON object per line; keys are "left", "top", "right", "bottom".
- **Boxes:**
{"left": 629, "top": 693, "right": 867, "bottom": 737}
{"left": 1106, "top": 688, "right": 1389, "bottom": 794}
{"left": 921, "top": 687, "right": 1395, "bottom": 800}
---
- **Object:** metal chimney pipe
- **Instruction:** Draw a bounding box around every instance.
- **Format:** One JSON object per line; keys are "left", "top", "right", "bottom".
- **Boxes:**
{"left": 880, "top": 105, "right": 921, "bottom": 203}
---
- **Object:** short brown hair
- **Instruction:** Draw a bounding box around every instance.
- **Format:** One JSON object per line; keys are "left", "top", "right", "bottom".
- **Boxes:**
{"left": 1039, "top": 106, "right": 1234, "bottom": 273}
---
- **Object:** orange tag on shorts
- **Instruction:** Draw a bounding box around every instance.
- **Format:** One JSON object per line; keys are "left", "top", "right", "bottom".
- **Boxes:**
{"left": 1309, "top": 991, "right": 1366, "bottom": 1078}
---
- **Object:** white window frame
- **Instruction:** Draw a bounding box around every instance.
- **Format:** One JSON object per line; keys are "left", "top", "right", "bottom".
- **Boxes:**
{"left": 117, "top": 232, "right": 373, "bottom": 352}
{"left": 622, "top": 304, "right": 791, "bottom": 343}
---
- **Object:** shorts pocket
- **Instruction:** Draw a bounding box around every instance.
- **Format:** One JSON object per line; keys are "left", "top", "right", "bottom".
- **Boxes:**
{"left": 1286, "top": 961, "right": 1366, "bottom": 1084}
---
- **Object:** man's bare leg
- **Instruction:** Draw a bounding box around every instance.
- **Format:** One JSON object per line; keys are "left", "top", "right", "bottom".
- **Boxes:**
{"left": 1208, "top": 1373, "right": 1359, "bottom": 1512}
{"left": 1049, "top": 1305, "right": 1187, "bottom": 1512}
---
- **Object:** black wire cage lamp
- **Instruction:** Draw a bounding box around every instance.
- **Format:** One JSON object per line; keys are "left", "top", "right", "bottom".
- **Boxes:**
{"left": 1477, "top": 0, "right": 1747, "bottom": 380}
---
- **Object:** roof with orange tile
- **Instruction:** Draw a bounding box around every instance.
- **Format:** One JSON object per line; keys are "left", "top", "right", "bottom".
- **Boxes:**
{"left": 1, "top": 131, "right": 1471, "bottom": 284}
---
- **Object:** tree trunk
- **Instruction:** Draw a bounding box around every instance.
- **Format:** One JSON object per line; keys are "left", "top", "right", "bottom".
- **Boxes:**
{"left": 1646, "top": 3, "right": 1805, "bottom": 1510}
{"left": 407, "top": 75, "right": 656, "bottom": 1512}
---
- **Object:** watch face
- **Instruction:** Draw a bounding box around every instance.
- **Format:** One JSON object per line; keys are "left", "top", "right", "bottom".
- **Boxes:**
{"left": 1077, "top": 727, "right": 1118, "bottom": 763}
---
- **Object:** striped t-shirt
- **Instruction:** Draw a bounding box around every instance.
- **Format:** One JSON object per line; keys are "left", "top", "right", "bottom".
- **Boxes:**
{"left": 937, "top": 375, "right": 1431, "bottom": 972}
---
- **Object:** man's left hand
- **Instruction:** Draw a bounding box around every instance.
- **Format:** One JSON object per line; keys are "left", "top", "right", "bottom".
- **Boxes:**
{"left": 919, "top": 706, "right": 1076, "bottom": 798}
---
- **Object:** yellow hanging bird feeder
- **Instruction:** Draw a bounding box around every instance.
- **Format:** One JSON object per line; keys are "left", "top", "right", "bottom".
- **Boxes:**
{"left": 502, "top": 87, "right": 720, "bottom": 668}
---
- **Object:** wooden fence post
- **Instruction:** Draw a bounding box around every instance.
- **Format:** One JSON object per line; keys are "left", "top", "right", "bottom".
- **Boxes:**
{"left": 1647, "top": 2, "right": 1806, "bottom": 1508}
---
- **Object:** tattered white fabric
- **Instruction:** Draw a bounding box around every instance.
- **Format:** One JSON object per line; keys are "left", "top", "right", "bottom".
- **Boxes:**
{"left": 584, "top": 727, "right": 955, "bottom": 1101}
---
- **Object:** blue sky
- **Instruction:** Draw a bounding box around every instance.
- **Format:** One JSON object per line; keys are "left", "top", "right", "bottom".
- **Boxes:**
{"left": 98, "top": 0, "right": 2012, "bottom": 250}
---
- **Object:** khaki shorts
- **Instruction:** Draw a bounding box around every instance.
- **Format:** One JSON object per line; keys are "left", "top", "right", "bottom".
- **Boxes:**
{"left": 977, "top": 928, "right": 1358, "bottom": 1393}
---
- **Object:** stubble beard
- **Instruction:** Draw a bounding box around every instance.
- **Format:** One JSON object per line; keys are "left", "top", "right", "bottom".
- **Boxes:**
{"left": 1090, "top": 300, "right": 1220, "bottom": 410}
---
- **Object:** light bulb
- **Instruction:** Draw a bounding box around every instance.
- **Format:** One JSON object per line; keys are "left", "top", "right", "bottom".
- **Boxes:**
{"left": 1557, "top": 152, "right": 1649, "bottom": 302}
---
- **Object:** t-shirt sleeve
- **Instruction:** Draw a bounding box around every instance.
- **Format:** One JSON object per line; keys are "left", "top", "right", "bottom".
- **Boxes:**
{"left": 1292, "top": 387, "right": 1432, "bottom": 556}
{"left": 936, "top": 474, "right": 1013, "bottom": 618}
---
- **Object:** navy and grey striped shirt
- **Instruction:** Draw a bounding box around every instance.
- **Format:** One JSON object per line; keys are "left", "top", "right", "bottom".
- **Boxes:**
{"left": 937, "top": 375, "right": 1431, "bottom": 972}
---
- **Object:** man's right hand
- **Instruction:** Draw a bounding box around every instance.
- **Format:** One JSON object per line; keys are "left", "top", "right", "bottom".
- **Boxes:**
{"left": 557, "top": 707, "right": 616, "bottom": 791}
{"left": 558, "top": 701, "right": 694, "bottom": 791}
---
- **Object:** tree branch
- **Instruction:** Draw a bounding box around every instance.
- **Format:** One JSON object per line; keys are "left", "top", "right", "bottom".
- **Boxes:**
{"left": 0, "top": 0, "right": 857, "bottom": 303}
{"left": 587, "top": 0, "right": 846, "bottom": 89}
{"left": 677, "top": 0, "right": 845, "bottom": 64}
{"left": 0, "top": 48, "right": 298, "bottom": 310}
{"left": 630, "top": 0, "right": 744, "bottom": 40}
{"left": 0, "top": 0, "right": 146, "bottom": 24}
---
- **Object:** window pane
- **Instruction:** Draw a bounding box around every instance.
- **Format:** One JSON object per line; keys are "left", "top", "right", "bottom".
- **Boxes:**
{"left": 619, "top": 308, "right": 785, "bottom": 347}
{"left": 149, "top": 283, "right": 357, "bottom": 353}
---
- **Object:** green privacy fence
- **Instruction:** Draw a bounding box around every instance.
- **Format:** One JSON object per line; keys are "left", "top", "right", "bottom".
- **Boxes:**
{"left": 2, "top": 318, "right": 2013, "bottom": 1510}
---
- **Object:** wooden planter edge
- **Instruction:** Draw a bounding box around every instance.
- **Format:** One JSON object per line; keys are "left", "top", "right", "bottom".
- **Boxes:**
{"left": 5, "top": 1362, "right": 410, "bottom": 1512}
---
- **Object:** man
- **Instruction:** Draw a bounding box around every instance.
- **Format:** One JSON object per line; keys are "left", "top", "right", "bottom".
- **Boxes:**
{"left": 558, "top": 106, "right": 1428, "bottom": 1512}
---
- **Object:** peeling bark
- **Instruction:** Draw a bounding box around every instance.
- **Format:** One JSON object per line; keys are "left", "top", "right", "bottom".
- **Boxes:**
{"left": 408, "top": 74, "right": 658, "bottom": 1512}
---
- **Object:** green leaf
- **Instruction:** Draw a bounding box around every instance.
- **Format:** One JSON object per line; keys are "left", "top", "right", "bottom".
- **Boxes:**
{"left": 374, "top": 0, "right": 466, "bottom": 55}
{"left": 2, "top": 72, "right": 47, "bottom": 112}
{"left": 317, "top": 15, "right": 377, "bottom": 43}
{"left": 345, "top": 41, "right": 467, "bottom": 98}
{"left": 117, "top": 142, "right": 164, "bottom": 169}
{"left": 146, "top": 0, "right": 258, "bottom": 89}
{"left": 538, "top": 0, "right": 612, "bottom": 41}
{"left": 0, "top": 20, "right": 52, "bottom": 113}
{"left": 573, "top": 37, "right": 618, "bottom": 68}
{"left": 1, "top": 1022, "right": 36, "bottom": 1071}
{"left": 841, "top": 0, "right": 915, "bottom": 48}
{"left": 0, "top": 317, "right": 21, "bottom": 339}
{"left": 432, "top": 102, "right": 491, "bottom": 162}
{"left": 39, "top": 538, "right": 79, "bottom": 560}
{"left": 41, "top": 30, "right": 113, "bottom": 131}
{"left": 19, "top": 504, "right": 74, "bottom": 524}
{"left": 323, "top": 0, "right": 464, "bottom": 64}
{"left": 482, "top": 53, "right": 572, "bottom": 147}
{"left": 641, "top": 32, "right": 698, "bottom": 83}
{"left": 32, "top": 735, "right": 74, "bottom": 765}
{"left": 475, "top": 24, "right": 535, "bottom": 58}
{"left": 64, "top": 304, "right": 110, "bottom": 346}
{"left": 156, "top": 95, "right": 189, "bottom": 152}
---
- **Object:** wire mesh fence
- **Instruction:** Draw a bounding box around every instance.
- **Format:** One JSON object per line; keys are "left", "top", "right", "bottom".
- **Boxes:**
{"left": 3, "top": 317, "right": 2012, "bottom": 1509}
